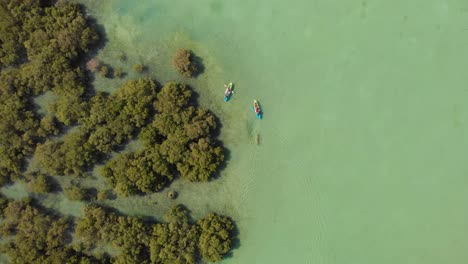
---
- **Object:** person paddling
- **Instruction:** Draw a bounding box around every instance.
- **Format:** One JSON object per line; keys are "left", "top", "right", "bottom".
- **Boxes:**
{"left": 254, "top": 104, "right": 261, "bottom": 114}
{"left": 224, "top": 85, "right": 231, "bottom": 97}
{"left": 224, "top": 83, "right": 234, "bottom": 101}
{"left": 224, "top": 83, "right": 234, "bottom": 95}
{"left": 253, "top": 100, "right": 262, "bottom": 119}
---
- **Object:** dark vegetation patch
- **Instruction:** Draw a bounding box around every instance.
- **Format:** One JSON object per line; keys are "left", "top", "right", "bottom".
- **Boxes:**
{"left": 76, "top": 203, "right": 236, "bottom": 264}
{"left": 0, "top": 0, "right": 237, "bottom": 263}
{"left": 172, "top": 49, "right": 201, "bottom": 78}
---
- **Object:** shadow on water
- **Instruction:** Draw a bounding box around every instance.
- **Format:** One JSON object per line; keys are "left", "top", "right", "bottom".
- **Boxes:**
{"left": 42, "top": 175, "right": 63, "bottom": 193}
{"left": 187, "top": 84, "right": 201, "bottom": 107}
{"left": 205, "top": 104, "right": 232, "bottom": 181}
{"left": 259, "top": 100, "right": 265, "bottom": 120}
{"left": 210, "top": 108, "right": 223, "bottom": 138}
{"left": 82, "top": 9, "right": 109, "bottom": 59}
{"left": 191, "top": 53, "right": 205, "bottom": 78}
{"left": 114, "top": 70, "right": 128, "bottom": 79}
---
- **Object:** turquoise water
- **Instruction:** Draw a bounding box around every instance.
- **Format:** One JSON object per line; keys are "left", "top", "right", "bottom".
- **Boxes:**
{"left": 77, "top": 0, "right": 468, "bottom": 263}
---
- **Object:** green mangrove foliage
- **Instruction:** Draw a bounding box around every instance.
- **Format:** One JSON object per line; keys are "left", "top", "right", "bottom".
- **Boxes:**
{"left": 82, "top": 79, "right": 156, "bottom": 142}
{"left": 34, "top": 79, "right": 157, "bottom": 176}
{"left": 38, "top": 115, "right": 60, "bottom": 136}
{"left": 0, "top": 75, "right": 41, "bottom": 184}
{"left": 0, "top": 0, "right": 98, "bottom": 123}
{"left": 118, "top": 52, "right": 127, "bottom": 61}
{"left": 96, "top": 189, "right": 114, "bottom": 201}
{"left": 177, "top": 137, "right": 224, "bottom": 182}
{"left": 134, "top": 63, "right": 144, "bottom": 73}
{"left": 172, "top": 49, "right": 198, "bottom": 77}
{"left": 34, "top": 80, "right": 223, "bottom": 197}
{"left": 75, "top": 204, "right": 236, "bottom": 264}
{"left": 0, "top": 0, "right": 97, "bottom": 68}
{"left": 103, "top": 82, "right": 224, "bottom": 196}
{"left": 198, "top": 213, "right": 236, "bottom": 262}
{"left": 0, "top": 1, "right": 236, "bottom": 263}
{"left": 114, "top": 68, "right": 123, "bottom": 78}
{"left": 0, "top": 193, "right": 8, "bottom": 218}
{"left": 75, "top": 204, "right": 151, "bottom": 264}
{"left": 153, "top": 83, "right": 223, "bottom": 182}
{"left": 34, "top": 130, "right": 96, "bottom": 177}
{"left": 64, "top": 183, "right": 93, "bottom": 201}
{"left": 99, "top": 65, "right": 110, "bottom": 78}
{"left": 27, "top": 172, "right": 54, "bottom": 194}
{"left": 149, "top": 205, "right": 200, "bottom": 264}
{"left": 0, "top": 0, "right": 98, "bottom": 184}
{"left": 102, "top": 146, "right": 172, "bottom": 196}
{"left": 0, "top": 199, "right": 103, "bottom": 264}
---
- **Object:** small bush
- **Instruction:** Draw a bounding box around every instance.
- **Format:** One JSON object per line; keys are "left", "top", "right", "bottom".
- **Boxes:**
{"left": 64, "top": 184, "right": 89, "bottom": 201}
{"left": 133, "top": 63, "right": 144, "bottom": 73}
{"left": 38, "top": 115, "right": 60, "bottom": 136}
{"left": 118, "top": 52, "right": 126, "bottom": 61}
{"left": 99, "top": 65, "right": 109, "bottom": 78}
{"left": 0, "top": 194, "right": 9, "bottom": 218}
{"left": 114, "top": 68, "right": 122, "bottom": 78}
{"left": 96, "top": 189, "right": 113, "bottom": 201}
{"left": 172, "top": 49, "right": 198, "bottom": 77}
{"left": 198, "top": 213, "right": 236, "bottom": 262}
{"left": 31, "top": 174, "right": 53, "bottom": 194}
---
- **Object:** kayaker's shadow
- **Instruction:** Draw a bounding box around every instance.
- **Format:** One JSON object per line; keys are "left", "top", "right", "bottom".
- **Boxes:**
{"left": 191, "top": 53, "right": 205, "bottom": 78}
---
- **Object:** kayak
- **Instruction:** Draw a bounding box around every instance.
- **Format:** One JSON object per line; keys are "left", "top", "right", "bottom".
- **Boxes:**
{"left": 224, "top": 82, "right": 233, "bottom": 102}
{"left": 253, "top": 100, "right": 262, "bottom": 119}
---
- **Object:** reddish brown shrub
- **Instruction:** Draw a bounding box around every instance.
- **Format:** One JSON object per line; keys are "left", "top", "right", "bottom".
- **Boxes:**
{"left": 172, "top": 49, "right": 198, "bottom": 77}
{"left": 86, "top": 58, "right": 100, "bottom": 71}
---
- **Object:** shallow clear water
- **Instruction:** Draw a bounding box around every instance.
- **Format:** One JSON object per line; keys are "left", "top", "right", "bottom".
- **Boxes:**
{"left": 42, "top": 0, "right": 468, "bottom": 263}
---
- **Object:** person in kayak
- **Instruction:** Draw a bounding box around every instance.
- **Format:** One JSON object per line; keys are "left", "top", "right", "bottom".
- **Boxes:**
{"left": 254, "top": 101, "right": 261, "bottom": 114}
{"left": 224, "top": 84, "right": 234, "bottom": 97}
